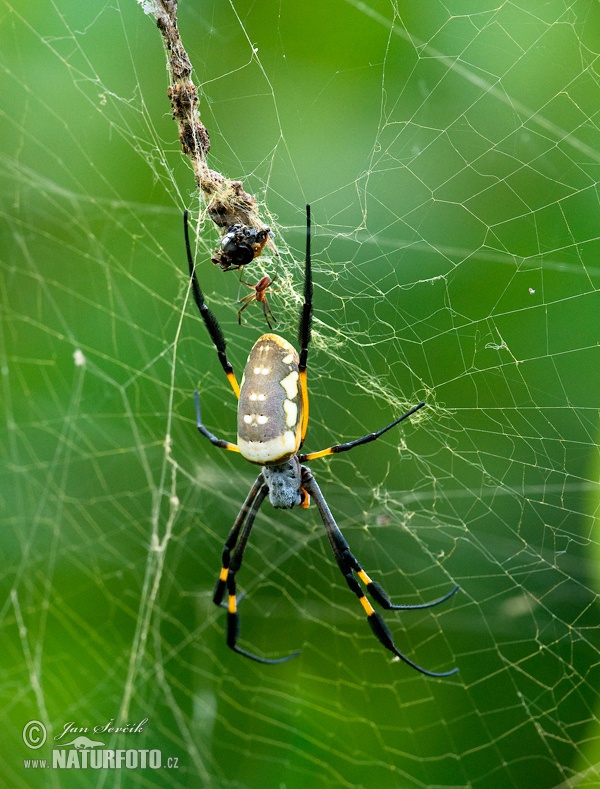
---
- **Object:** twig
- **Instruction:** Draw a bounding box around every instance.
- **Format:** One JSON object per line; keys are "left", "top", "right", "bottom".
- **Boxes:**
{"left": 138, "top": 0, "right": 272, "bottom": 267}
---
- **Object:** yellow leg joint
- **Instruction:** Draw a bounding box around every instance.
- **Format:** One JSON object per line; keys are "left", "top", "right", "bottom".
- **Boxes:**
{"left": 358, "top": 569, "right": 373, "bottom": 586}
{"left": 302, "top": 447, "right": 334, "bottom": 461}
{"left": 227, "top": 372, "right": 240, "bottom": 399}
{"left": 228, "top": 594, "right": 237, "bottom": 614}
{"left": 359, "top": 595, "right": 375, "bottom": 616}
{"left": 299, "top": 369, "right": 309, "bottom": 442}
{"left": 219, "top": 567, "right": 228, "bottom": 582}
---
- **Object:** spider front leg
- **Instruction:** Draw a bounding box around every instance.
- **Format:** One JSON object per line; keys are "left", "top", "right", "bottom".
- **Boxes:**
{"left": 184, "top": 210, "right": 241, "bottom": 398}
{"left": 302, "top": 469, "right": 458, "bottom": 677}
{"left": 213, "top": 474, "right": 300, "bottom": 665}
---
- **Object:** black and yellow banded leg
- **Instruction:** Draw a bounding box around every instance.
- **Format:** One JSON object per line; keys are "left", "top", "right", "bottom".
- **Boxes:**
{"left": 213, "top": 475, "right": 300, "bottom": 665}
{"left": 184, "top": 210, "right": 240, "bottom": 398}
{"left": 224, "top": 565, "right": 300, "bottom": 666}
{"left": 361, "top": 571, "right": 460, "bottom": 611}
{"left": 300, "top": 401, "right": 426, "bottom": 463}
{"left": 195, "top": 390, "right": 240, "bottom": 454}
{"left": 297, "top": 205, "right": 313, "bottom": 448}
{"left": 298, "top": 368, "right": 309, "bottom": 447}
{"left": 302, "top": 469, "right": 458, "bottom": 678}
{"left": 213, "top": 476, "right": 266, "bottom": 607}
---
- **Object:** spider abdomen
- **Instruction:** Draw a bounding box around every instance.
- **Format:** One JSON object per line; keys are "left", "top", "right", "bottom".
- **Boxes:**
{"left": 237, "top": 333, "right": 303, "bottom": 465}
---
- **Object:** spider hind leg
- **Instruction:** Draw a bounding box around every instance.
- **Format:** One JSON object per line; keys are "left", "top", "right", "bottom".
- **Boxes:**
{"left": 302, "top": 468, "right": 458, "bottom": 677}
{"left": 213, "top": 474, "right": 301, "bottom": 665}
{"left": 365, "top": 577, "right": 460, "bottom": 611}
{"left": 226, "top": 590, "right": 300, "bottom": 665}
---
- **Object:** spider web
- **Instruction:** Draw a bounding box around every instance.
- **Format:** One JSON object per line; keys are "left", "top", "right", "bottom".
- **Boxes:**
{"left": 1, "top": 0, "right": 600, "bottom": 786}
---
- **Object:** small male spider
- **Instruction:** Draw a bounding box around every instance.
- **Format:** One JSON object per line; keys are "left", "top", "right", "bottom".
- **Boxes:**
{"left": 183, "top": 207, "right": 459, "bottom": 676}
{"left": 238, "top": 275, "right": 278, "bottom": 330}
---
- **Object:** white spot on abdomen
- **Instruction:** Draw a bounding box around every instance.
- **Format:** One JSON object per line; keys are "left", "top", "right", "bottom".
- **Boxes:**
{"left": 242, "top": 412, "right": 269, "bottom": 427}
{"left": 283, "top": 399, "right": 298, "bottom": 427}
{"left": 280, "top": 370, "right": 299, "bottom": 399}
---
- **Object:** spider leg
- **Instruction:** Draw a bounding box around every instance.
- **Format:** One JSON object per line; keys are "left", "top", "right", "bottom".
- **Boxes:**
{"left": 183, "top": 210, "right": 240, "bottom": 398}
{"left": 213, "top": 474, "right": 300, "bottom": 665}
{"left": 213, "top": 476, "right": 265, "bottom": 606}
{"left": 195, "top": 390, "right": 240, "bottom": 454}
{"left": 302, "top": 469, "right": 458, "bottom": 677}
{"left": 300, "top": 402, "right": 426, "bottom": 462}
{"left": 237, "top": 294, "right": 256, "bottom": 325}
{"left": 298, "top": 205, "right": 312, "bottom": 446}
{"left": 261, "top": 295, "right": 277, "bottom": 331}
{"left": 238, "top": 293, "right": 257, "bottom": 305}
{"left": 367, "top": 580, "right": 460, "bottom": 611}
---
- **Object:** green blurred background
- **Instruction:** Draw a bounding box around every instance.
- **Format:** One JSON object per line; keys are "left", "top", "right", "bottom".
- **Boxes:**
{"left": 2, "top": 0, "right": 600, "bottom": 786}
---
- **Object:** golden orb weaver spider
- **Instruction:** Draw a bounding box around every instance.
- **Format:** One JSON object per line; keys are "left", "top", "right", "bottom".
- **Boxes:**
{"left": 183, "top": 207, "right": 459, "bottom": 676}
